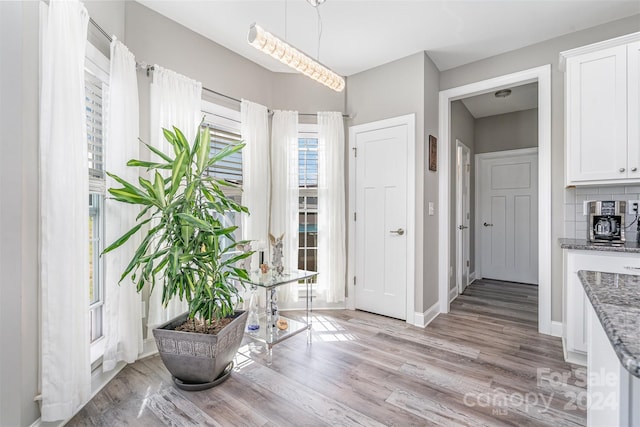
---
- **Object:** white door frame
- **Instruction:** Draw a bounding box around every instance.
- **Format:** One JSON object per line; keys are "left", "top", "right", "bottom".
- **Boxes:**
{"left": 438, "top": 65, "right": 552, "bottom": 335}
{"left": 475, "top": 147, "right": 539, "bottom": 282}
{"left": 455, "top": 139, "right": 471, "bottom": 297}
{"left": 347, "top": 114, "right": 416, "bottom": 325}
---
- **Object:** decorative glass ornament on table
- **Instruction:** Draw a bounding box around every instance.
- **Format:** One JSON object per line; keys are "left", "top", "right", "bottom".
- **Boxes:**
{"left": 246, "top": 285, "right": 260, "bottom": 331}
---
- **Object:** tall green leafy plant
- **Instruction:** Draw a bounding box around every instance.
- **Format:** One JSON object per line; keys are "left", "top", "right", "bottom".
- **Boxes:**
{"left": 103, "top": 126, "right": 252, "bottom": 323}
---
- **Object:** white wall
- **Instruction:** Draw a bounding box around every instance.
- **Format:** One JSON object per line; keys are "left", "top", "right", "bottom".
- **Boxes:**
{"left": 0, "top": 2, "right": 41, "bottom": 426}
{"left": 440, "top": 14, "right": 640, "bottom": 321}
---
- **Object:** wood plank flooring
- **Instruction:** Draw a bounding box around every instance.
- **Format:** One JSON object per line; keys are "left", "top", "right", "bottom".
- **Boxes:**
{"left": 68, "top": 279, "right": 585, "bottom": 426}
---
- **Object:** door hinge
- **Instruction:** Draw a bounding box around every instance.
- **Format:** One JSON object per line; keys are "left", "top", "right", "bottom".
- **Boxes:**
{"left": 353, "top": 276, "right": 357, "bottom": 286}
{"left": 354, "top": 212, "right": 357, "bottom": 221}
{"left": 352, "top": 147, "right": 357, "bottom": 157}
{"left": 466, "top": 260, "right": 470, "bottom": 267}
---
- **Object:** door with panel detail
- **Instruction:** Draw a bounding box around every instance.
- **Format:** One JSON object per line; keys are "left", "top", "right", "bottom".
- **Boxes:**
{"left": 353, "top": 123, "right": 408, "bottom": 320}
{"left": 479, "top": 149, "right": 538, "bottom": 284}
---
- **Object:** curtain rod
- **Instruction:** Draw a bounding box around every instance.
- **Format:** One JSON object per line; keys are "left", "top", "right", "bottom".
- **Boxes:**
{"left": 89, "top": 17, "right": 112, "bottom": 43}
{"left": 90, "top": 18, "right": 352, "bottom": 119}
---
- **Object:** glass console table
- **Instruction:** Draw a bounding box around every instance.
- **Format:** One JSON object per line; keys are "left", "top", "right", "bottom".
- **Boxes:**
{"left": 243, "top": 269, "right": 318, "bottom": 364}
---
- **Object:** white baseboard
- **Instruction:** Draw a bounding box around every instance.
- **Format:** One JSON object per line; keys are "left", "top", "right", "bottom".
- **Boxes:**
{"left": 449, "top": 286, "right": 458, "bottom": 302}
{"left": 469, "top": 271, "right": 476, "bottom": 283}
{"left": 413, "top": 301, "right": 440, "bottom": 328}
{"left": 550, "top": 320, "right": 563, "bottom": 338}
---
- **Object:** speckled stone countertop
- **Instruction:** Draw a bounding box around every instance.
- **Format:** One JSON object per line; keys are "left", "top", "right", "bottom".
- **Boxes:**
{"left": 578, "top": 270, "right": 640, "bottom": 378}
{"left": 559, "top": 238, "right": 640, "bottom": 253}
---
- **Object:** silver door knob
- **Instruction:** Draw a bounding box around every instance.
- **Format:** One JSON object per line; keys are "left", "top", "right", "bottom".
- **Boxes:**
{"left": 483, "top": 222, "right": 493, "bottom": 227}
{"left": 632, "top": 167, "right": 638, "bottom": 172}
{"left": 390, "top": 228, "right": 405, "bottom": 235}
{"left": 620, "top": 168, "right": 626, "bottom": 173}
{"left": 458, "top": 225, "right": 468, "bottom": 230}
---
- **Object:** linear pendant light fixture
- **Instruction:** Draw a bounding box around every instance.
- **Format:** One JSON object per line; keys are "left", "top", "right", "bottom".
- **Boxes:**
{"left": 247, "top": 23, "right": 345, "bottom": 92}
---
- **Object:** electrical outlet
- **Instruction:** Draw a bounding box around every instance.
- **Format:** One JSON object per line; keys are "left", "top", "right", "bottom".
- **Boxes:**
{"left": 628, "top": 200, "right": 640, "bottom": 214}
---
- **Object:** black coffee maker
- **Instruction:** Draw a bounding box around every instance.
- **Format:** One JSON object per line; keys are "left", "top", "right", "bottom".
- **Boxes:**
{"left": 588, "top": 201, "right": 625, "bottom": 243}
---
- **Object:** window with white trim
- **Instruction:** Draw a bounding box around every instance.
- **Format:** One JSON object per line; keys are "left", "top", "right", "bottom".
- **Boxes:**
{"left": 201, "top": 101, "right": 243, "bottom": 240}
{"left": 298, "top": 124, "right": 320, "bottom": 295}
{"left": 85, "top": 43, "right": 109, "bottom": 363}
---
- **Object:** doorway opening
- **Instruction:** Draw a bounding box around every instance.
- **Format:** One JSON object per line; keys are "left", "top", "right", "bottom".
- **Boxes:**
{"left": 438, "top": 65, "right": 553, "bottom": 335}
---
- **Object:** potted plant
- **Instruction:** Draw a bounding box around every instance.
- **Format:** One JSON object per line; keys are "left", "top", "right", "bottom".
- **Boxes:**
{"left": 103, "top": 125, "right": 252, "bottom": 390}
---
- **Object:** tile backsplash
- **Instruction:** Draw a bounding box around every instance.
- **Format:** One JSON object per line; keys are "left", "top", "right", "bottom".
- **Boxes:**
{"left": 564, "top": 185, "right": 640, "bottom": 242}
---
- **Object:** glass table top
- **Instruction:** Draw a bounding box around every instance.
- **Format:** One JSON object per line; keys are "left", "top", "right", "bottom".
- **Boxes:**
{"left": 245, "top": 269, "right": 318, "bottom": 288}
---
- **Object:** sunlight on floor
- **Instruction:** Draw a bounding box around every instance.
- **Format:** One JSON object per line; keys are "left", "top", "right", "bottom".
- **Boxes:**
{"left": 137, "top": 386, "right": 152, "bottom": 419}
{"left": 310, "top": 315, "right": 358, "bottom": 342}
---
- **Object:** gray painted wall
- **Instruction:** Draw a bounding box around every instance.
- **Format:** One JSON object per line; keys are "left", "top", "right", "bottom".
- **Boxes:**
{"left": 423, "top": 53, "right": 441, "bottom": 311}
{"left": 450, "top": 101, "right": 476, "bottom": 291}
{"left": 440, "top": 14, "right": 640, "bottom": 322}
{"left": 474, "top": 108, "right": 538, "bottom": 154}
{"left": 346, "top": 51, "right": 441, "bottom": 314}
{"left": 346, "top": 52, "right": 426, "bottom": 312}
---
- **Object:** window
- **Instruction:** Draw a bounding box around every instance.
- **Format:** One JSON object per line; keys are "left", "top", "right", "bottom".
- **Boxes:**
{"left": 85, "top": 43, "right": 109, "bottom": 363}
{"left": 298, "top": 124, "right": 319, "bottom": 287}
{"left": 201, "top": 101, "right": 243, "bottom": 240}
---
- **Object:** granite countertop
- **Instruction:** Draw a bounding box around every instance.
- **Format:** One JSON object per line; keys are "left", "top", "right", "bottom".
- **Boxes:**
{"left": 578, "top": 270, "right": 640, "bottom": 378}
{"left": 559, "top": 238, "right": 640, "bottom": 253}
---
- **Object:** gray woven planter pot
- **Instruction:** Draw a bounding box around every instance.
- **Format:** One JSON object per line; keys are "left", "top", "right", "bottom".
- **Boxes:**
{"left": 152, "top": 310, "right": 247, "bottom": 385}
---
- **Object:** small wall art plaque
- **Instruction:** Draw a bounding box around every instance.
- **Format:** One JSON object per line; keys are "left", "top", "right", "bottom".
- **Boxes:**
{"left": 428, "top": 135, "right": 437, "bottom": 172}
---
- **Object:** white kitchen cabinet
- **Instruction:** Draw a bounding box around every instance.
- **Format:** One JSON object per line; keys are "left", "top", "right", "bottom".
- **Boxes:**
{"left": 562, "top": 250, "right": 640, "bottom": 365}
{"left": 562, "top": 33, "right": 640, "bottom": 186}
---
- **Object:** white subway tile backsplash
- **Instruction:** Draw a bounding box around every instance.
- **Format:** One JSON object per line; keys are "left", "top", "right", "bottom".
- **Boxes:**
{"left": 563, "top": 184, "right": 640, "bottom": 240}
{"left": 575, "top": 187, "right": 597, "bottom": 195}
{"left": 564, "top": 222, "right": 576, "bottom": 238}
{"left": 600, "top": 186, "right": 626, "bottom": 194}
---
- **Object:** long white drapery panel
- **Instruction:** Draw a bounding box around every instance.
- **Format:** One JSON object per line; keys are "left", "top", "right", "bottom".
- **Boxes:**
{"left": 147, "top": 66, "right": 202, "bottom": 334}
{"left": 317, "top": 112, "right": 347, "bottom": 303}
{"left": 241, "top": 100, "right": 270, "bottom": 267}
{"left": 102, "top": 39, "right": 143, "bottom": 372}
{"left": 270, "top": 111, "right": 299, "bottom": 302}
{"left": 39, "top": 0, "right": 91, "bottom": 421}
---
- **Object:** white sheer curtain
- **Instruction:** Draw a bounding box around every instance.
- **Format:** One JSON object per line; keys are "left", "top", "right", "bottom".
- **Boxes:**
{"left": 102, "top": 39, "right": 143, "bottom": 372}
{"left": 241, "top": 100, "right": 270, "bottom": 267}
{"left": 39, "top": 0, "right": 90, "bottom": 421}
{"left": 317, "top": 112, "right": 346, "bottom": 303}
{"left": 147, "top": 66, "right": 202, "bottom": 335}
{"left": 270, "top": 111, "right": 299, "bottom": 302}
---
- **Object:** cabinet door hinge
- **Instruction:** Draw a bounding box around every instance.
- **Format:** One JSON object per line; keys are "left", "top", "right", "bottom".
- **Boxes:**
{"left": 353, "top": 276, "right": 357, "bottom": 286}
{"left": 352, "top": 147, "right": 357, "bottom": 157}
{"left": 354, "top": 212, "right": 357, "bottom": 221}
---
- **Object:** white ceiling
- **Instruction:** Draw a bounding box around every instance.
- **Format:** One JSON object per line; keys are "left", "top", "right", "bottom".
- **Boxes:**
{"left": 136, "top": 0, "right": 639, "bottom": 76}
{"left": 461, "top": 82, "right": 538, "bottom": 119}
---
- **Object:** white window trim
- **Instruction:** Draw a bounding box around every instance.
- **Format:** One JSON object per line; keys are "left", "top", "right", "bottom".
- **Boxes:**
{"left": 85, "top": 42, "right": 109, "bottom": 365}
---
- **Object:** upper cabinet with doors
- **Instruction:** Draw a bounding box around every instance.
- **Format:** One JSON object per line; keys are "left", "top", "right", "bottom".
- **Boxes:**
{"left": 561, "top": 33, "right": 640, "bottom": 186}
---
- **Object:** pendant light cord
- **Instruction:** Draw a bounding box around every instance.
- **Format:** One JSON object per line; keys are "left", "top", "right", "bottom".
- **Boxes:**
{"left": 315, "top": 4, "right": 322, "bottom": 61}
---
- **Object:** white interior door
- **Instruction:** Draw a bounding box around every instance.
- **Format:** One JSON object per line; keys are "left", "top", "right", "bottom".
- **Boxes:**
{"left": 353, "top": 121, "right": 410, "bottom": 320}
{"left": 478, "top": 148, "right": 538, "bottom": 284}
{"left": 456, "top": 140, "right": 471, "bottom": 294}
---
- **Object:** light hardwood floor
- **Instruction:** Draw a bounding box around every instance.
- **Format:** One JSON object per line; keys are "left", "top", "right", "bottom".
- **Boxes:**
{"left": 68, "top": 279, "right": 586, "bottom": 426}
